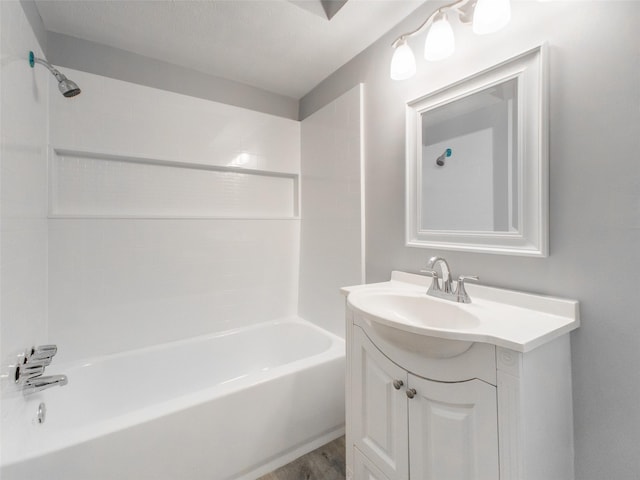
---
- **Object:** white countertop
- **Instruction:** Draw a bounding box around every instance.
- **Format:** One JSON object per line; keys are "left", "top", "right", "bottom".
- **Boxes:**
{"left": 342, "top": 271, "right": 580, "bottom": 353}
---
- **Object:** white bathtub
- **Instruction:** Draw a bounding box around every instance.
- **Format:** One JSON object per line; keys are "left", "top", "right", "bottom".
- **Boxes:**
{"left": 1, "top": 318, "right": 345, "bottom": 480}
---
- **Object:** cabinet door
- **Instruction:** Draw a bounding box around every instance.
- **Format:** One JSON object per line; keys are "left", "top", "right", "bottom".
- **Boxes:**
{"left": 352, "top": 327, "right": 409, "bottom": 480}
{"left": 354, "top": 447, "right": 392, "bottom": 480}
{"left": 407, "top": 375, "right": 499, "bottom": 480}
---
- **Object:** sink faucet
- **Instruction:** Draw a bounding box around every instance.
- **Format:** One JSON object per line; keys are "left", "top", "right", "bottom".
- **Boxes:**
{"left": 421, "top": 256, "right": 479, "bottom": 303}
{"left": 425, "top": 256, "right": 453, "bottom": 294}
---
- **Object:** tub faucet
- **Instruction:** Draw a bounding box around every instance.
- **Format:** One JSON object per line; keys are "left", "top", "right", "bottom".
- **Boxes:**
{"left": 23, "top": 375, "right": 68, "bottom": 396}
{"left": 421, "top": 256, "right": 479, "bottom": 303}
{"left": 15, "top": 344, "right": 68, "bottom": 395}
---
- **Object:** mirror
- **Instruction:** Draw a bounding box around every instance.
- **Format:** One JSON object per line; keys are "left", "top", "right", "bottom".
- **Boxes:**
{"left": 406, "top": 46, "right": 548, "bottom": 256}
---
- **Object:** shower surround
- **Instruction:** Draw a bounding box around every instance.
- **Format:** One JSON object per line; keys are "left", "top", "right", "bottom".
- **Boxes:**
{"left": 1, "top": 34, "right": 363, "bottom": 478}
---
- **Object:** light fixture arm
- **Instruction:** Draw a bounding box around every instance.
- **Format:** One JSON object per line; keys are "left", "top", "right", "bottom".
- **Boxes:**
{"left": 391, "top": 0, "right": 475, "bottom": 48}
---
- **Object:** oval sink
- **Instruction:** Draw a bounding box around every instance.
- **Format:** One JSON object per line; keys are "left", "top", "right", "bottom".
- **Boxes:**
{"left": 347, "top": 289, "right": 481, "bottom": 358}
{"left": 349, "top": 291, "right": 480, "bottom": 331}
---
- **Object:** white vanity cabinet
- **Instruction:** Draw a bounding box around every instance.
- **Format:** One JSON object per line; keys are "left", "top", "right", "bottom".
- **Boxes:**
{"left": 351, "top": 325, "right": 499, "bottom": 480}
{"left": 343, "top": 272, "right": 579, "bottom": 480}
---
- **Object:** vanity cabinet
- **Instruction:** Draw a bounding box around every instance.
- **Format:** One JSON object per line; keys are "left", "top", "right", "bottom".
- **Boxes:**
{"left": 343, "top": 270, "right": 578, "bottom": 480}
{"left": 351, "top": 326, "right": 498, "bottom": 480}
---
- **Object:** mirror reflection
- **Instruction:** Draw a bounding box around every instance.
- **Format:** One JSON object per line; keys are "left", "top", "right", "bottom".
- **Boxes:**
{"left": 420, "top": 78, "right": 518, "bottom": 233}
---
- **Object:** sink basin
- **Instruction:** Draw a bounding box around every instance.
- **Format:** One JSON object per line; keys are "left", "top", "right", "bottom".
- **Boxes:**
{"left": 342, "top": 271, "right": 580, "bottom": 356}
{"left": 347, "top": 289, "right": 480, "bottom": 358}
{"left": 348, "top": 290, "right": 480, "bottom": 331}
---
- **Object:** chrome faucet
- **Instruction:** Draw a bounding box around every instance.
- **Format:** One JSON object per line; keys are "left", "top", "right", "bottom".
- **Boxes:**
{"left": 425, "top": 256, "right": 453, "bottom": 294}
{"left": 15, "top": 344, "right": 68, "bottom": 395}
{"left": 23, "top": 375, "right": 68, "bottom": 396}
{"left": 421, "top": 256, "right": 479, "bottom": 303}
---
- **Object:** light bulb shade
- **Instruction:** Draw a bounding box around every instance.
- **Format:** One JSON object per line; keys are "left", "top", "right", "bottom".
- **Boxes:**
{"left": 390, "top": 41, "right": 416, "bottom": 80}
{"left": 473, "top": 0, "right": 511, "bottom": 35}
{"left": 424, "top": 15, "right": 455, "bottom": 61}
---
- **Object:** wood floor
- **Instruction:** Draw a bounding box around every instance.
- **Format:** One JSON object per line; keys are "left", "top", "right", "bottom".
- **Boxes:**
{"left": 257, "top": 436, "right": 346, "bottom": 480}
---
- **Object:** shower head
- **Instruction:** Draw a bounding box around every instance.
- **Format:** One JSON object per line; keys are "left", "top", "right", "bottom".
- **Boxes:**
{"left": 436, "top": 148, "right": 452, "bottom": 166}
{"left": 57, "top": 78, "right": 81, "bottom": 98}
{"left": 29, "top": 51, "right": 81, "bottom": 98}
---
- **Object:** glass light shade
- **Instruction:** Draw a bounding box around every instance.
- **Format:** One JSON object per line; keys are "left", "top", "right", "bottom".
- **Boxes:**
{"left": 390, "top": 41, "right": 416, "bottom": 80}
{"left": 473, "top": 0, "right": 511, "bottom": 35}
{"left": 424, "top": 15, "right": 455, "bottom": 61}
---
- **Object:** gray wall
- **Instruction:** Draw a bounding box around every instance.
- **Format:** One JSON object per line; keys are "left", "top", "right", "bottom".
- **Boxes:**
{"left": 301, "top": 2, "right": 640, "bottom": 479}
{"left": 19, "top": 0, "right": 298, "bottom": 120}
{"left": 46, "top": 33, "right": 299, "bottom": 120}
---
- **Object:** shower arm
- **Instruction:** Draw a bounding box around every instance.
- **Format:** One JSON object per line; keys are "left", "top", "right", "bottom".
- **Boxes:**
{"left": 31, "top": 56, "right": 68, "bottom": 83}
{"left": 29, "top": 50, "right": 81, "bottom": 98}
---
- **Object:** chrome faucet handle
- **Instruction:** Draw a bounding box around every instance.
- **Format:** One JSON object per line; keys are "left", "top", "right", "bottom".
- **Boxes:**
{"left": 420, "top": 269, "right": 441, "bottom": 292}
{"left": 15, "top": 363, "right": 45, "bottom": 384}
{"left": 29, "top": 345, "right": 58, "bottom": 360}
{"left": 24, "top": 356, "right": 54, "bottom": 368}
{"left": 456, "top": 275, "right": 479, "bottom": 303}
{"left": 25, "top": 345, "right": 58, "bottom": 366}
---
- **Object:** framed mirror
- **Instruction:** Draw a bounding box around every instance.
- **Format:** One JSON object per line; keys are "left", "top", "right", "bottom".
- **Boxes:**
{"left": 406, "top": 45, "right": 548, "bottom": 256}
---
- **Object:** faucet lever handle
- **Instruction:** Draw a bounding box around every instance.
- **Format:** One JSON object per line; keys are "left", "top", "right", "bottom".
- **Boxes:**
{"left": 17, "top": 364, "right": 45, "bottom": 382}
{"left": 30, "top": 345, "right": 58, "bottom": 359}
{"left": 420, "top": 269, "right": 441, "bottom": 292}
{"left": 456, "top": 275, "right": 479, "bottom": 303}
{"left": 458, "top": 275, "right": 479, "bottom": 283}
{"left": 27, "top": 345, "right": 58, "bottom": 364}
{"left": 15, "top": 363, "right": 45, "bottom": 383}
{"left": 419, "top": 268, "right": 437, "bottom": 276}
{"left": 23, "top": 344, "right": 58, "bottom": 368}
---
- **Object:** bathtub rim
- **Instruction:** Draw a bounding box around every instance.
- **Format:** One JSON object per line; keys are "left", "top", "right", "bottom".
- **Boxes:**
{"left": 1, "top": 316, "right": 345, "bottom": 467}
{"left": 52, "top": 315, "right": 344, "bottom": 370}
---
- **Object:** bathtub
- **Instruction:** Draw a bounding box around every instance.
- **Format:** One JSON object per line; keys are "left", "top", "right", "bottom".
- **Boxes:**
{"left": 1, "top": 318, "right": 345, "bottom": 480}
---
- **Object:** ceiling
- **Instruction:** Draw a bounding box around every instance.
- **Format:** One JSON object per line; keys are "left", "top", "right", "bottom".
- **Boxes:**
{"left": 35, "top": 0, "right": 427, "bottom": 99}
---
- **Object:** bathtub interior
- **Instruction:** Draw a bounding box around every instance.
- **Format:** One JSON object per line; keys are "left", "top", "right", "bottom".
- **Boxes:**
{"left": 2, "top": 317, "right": 345, "bottom": 469}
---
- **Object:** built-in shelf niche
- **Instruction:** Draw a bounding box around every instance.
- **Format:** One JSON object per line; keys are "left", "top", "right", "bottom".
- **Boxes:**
{"left": 49, "top": 149, "right": 299, "bottom": 219}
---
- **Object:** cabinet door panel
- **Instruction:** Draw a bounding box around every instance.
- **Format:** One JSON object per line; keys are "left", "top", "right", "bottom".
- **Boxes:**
{"left": 352, "top": 327, "right": 409, "bottom": 480}
{"left": 408, "top": 375, "right": 499, "bottom": 480}
{"left": 354, "top": 447, "right": 392, "bottom": 480}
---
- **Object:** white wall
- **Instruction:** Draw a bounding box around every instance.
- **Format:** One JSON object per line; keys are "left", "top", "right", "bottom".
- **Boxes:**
{"left": 422, "top": 129, "right": 495, "bottom": 231}
{"left": 47, "top": 69, "right": 301, "bottom": 362}
{"left": 0, "top": 0, "right": 49, "bottom": 463}
{"left": 299, "top": 84, "right": 364, "bottom": 338}
{"left": 300, "top": 2, "right": 640, "bottom": 479}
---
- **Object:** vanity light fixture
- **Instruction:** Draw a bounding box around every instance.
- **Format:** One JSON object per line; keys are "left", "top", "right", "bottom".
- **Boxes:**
{"left": 390, "top": 0, "right": 512, "bottom": 80}
{"left": 390, "top": 39, "right": 417, "bottom": 81}
{"left": 423, "top": 12, "right": 455, "bottom": 61}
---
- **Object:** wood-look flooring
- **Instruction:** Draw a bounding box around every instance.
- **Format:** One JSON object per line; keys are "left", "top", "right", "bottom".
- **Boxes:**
{"left": 257, "top": 436, "right": 346, "bottom": 480}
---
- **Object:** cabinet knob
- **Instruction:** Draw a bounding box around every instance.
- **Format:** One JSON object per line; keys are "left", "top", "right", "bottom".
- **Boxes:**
{"left": 406, "top": 388, "right": 417, "bottom": 399}
{"left": 392, "top": 379, "right": 404, "bottom": 390}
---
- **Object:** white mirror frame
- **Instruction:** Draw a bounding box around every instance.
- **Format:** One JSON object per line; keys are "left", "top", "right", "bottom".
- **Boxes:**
{"left": 406, "top": 45, "right": 548, "bottom": 257}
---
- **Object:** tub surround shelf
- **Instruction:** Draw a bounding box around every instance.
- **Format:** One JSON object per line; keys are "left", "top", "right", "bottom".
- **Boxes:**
{"left": 49, "top": 148, "right": 300, "bottom": 219}
{"left": 52, "top": 148, "right": 301, "bottom": 178}
{"left": 341, "top": 270, "right": 579, "bottom": 353}
{"left": 48, "top": 215, "right": 301, "bottom": 220}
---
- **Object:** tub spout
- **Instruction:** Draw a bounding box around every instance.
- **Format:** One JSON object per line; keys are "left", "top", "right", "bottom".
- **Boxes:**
{"left": 23, "top": 375, "right": 68, "bottom": 396}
